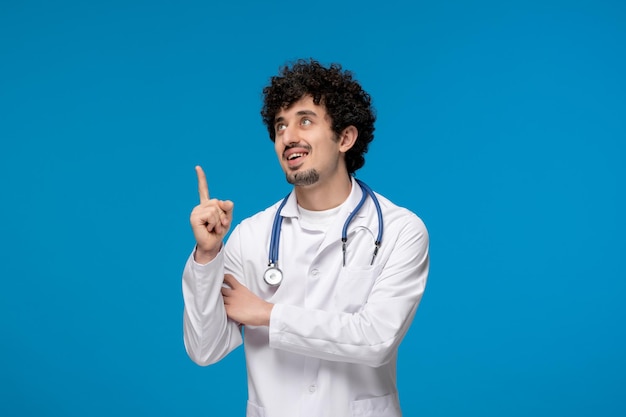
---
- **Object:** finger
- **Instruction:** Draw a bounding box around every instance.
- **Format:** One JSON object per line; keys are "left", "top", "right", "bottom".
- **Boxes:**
{"left": 218, "top": 200, "right": 234, "bottom": 213}
{"left": 223, "top": 274, "right": 239, "bottom": 288}
{"left": 218, "top": 208, "right": 231, "bottom": 227}
{"left": 195, "top": 165, "right": 210, "bottom": 203}
{"left": 217, "top": 201, "right": 233, "bottom": 226}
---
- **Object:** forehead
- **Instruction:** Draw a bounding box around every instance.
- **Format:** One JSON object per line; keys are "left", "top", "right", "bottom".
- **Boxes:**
{"left": 275, "top": 95, "right": 328, "bottom": 120}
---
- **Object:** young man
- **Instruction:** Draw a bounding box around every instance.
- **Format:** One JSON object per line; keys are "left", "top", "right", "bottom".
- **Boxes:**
{"left": 182, "top": 59, "right": 429, "bottom": 417}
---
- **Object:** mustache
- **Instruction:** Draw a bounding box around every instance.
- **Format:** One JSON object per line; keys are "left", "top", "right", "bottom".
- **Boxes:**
{"left": 284, "top": 143, "right": 312, "bottom": 152}
{"left": 283, "top": 143, "right": 311, "bottom": 155}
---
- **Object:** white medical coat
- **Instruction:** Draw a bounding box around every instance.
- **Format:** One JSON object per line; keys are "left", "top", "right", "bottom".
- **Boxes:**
{"left": 183, "top": 179, "right": 429, "bottom": 417}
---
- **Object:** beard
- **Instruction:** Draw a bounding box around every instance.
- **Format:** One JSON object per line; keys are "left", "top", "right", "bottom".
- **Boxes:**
{"left": 286, "top": 169, "right": 320, "bottom": 186}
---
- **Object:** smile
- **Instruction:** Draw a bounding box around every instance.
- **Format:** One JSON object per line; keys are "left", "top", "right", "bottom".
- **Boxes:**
{"left": 288, "top": 152, "right": 307, "bottom": 161}
{"left": 283, "top": 146, "right": 311, "bottom": 167}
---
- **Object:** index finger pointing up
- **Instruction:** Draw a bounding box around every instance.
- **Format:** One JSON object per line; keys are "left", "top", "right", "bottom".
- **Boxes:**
{"left": 195, "top": 165, "right": 210, "bottom": 203}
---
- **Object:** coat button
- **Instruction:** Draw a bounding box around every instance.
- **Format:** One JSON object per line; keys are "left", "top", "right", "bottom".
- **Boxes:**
{"left": 309, "top": 384, "right": 317, "bottom": 393}
{"left": 311, "top": 269, "right": 319, "bottom": 276}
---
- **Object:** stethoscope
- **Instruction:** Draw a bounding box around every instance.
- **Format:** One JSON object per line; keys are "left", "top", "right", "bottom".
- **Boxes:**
{"left": 263, "top": 179, "right": 383, "bottom": 286}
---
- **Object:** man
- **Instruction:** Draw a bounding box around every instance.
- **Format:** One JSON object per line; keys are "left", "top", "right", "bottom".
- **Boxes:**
{"left": 182, "top": 59, "right": 429, "bottom": 417}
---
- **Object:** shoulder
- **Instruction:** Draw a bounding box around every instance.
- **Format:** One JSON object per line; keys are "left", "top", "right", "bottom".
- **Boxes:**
{"left": 373, "top": 191, "right": 427, "bottom": 233}
{"left": 226, "top": 199, "right": 284, "bottom": 251}
{"left": 365, "top": 190, "right": 429, "bottom": 256}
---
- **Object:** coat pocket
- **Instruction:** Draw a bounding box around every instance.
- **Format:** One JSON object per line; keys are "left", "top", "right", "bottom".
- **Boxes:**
{"left": 334, "top": 264, "right": 383, "bottom": 313}
{"left": 350, "top": 392, "right": 401, "bottom": 417}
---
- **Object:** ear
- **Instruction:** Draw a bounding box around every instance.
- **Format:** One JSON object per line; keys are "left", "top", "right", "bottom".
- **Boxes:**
{"left": 338, "top": 126, "right": 358, "bottom": 153}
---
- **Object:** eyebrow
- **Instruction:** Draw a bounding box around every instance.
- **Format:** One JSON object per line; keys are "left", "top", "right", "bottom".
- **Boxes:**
{"left": 275, "top": 110, "right": 318, "bottom": 124}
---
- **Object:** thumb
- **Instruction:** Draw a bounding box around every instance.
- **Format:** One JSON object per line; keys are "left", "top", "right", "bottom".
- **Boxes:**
{"left": 224, "top": 273, "right": 239, "bottom": 288}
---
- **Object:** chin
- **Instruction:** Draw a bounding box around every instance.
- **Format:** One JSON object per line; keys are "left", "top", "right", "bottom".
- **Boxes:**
{"left": 286, "top": 169, "right": 319, "bottom": 186}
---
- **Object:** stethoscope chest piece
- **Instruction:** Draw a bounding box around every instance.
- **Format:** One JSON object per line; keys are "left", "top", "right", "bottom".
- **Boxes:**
{"left": 263, "top": 264, "right": 283, "bottom": 286}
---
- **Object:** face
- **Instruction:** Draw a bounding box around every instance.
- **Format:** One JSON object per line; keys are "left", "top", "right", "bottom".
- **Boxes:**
{"left": 274, "top": 96, "right": 350, "bottom": 188}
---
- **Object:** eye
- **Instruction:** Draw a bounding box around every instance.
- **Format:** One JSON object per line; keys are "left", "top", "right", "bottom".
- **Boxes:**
{"left": 301, "top": 118, "right": 312, "bottom": 126}
{"left": 275, "top": 123, "right": 286, "bottom": 132}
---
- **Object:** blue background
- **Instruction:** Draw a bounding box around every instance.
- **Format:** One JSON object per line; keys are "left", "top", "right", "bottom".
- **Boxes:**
{"left": 1, "top": 0, "right": 624, "bottom": 416}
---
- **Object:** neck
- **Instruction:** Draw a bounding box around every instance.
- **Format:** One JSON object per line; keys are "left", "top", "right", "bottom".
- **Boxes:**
{"left": 294, "top": 173, "right": 352, "bottom": 211}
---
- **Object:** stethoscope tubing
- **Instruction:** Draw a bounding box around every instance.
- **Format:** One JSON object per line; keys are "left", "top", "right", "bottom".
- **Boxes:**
{"left": 268, "top": 194, "right": 290, "bottom": 268}
{"left": 265, "top": 179, "right": 383, "bottom": 285}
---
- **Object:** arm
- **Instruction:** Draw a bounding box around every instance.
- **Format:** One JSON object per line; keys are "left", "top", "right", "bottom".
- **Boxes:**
{"left": 269, "top": 215, "right": 429, "bottom": 367}
{"left": 182, "top": 249, "right": 243, "bottom": 365}
{"left": 221, "top": 214, "right": 429, "bottom": 367}
{"left": 182, "top": 166, "right": 239, "bottom": 365}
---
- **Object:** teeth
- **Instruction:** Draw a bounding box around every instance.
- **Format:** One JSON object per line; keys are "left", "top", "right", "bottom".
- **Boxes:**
{"left": 288, "top": 153, "right": 304, "bottom": 160}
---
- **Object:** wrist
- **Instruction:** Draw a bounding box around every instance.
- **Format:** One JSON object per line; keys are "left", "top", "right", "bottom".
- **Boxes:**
{"left": 263, "top": 303, "right": 274, "bottom": 326}
{"left": 194, "top": 245, "right": 220, "bottom": 264}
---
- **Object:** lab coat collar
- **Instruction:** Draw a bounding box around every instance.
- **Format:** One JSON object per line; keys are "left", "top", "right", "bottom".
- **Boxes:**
{"left": 280, "top": 177, "right": 365, "bottom": 214}
{"left": 278, "top": 177, "right": 376, "bottom": 244}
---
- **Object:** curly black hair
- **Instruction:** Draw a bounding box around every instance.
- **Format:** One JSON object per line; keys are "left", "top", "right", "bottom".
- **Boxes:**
{"left": 261, "top": 59, "right": 376, "bottom": 174}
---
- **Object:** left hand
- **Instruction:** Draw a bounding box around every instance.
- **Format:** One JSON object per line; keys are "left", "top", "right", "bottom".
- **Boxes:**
{"left": 222, "top": 274, "right": 274, "bottom": 326}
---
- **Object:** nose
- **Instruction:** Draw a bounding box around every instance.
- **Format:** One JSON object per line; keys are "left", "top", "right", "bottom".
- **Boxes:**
{"left": 279, "top": 123, "right": 298, "bottom": 146}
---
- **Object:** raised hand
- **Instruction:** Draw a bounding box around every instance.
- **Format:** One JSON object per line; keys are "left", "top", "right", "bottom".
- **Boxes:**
{"left": 189, "top": 165, "right": 234, "bottom": 263}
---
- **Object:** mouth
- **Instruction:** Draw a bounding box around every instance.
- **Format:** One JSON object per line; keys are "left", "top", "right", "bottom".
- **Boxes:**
{"left": 284, "top": 147, "right": 310, "bottom": 168}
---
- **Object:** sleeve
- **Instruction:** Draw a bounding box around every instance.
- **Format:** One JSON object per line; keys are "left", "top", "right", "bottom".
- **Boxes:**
{"left": 268, "top": 215, "right": 429, "bottom": 368}
{"left": 182, "top": 231, "right": 244, "bottom": 366}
